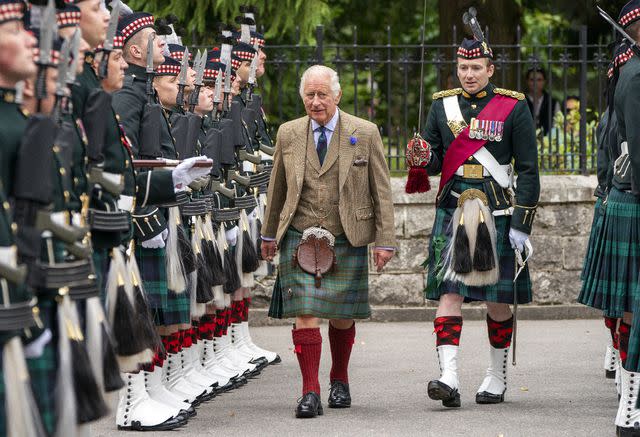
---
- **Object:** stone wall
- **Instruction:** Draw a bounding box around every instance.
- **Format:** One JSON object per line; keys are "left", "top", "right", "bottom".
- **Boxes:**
{"left": 251, "top": 175, "right": 598, "bottom": 309}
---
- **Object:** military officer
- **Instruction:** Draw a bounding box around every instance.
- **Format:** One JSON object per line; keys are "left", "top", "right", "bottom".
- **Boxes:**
{"left": 406, "top": 12, "right": 539, "bottom": 409}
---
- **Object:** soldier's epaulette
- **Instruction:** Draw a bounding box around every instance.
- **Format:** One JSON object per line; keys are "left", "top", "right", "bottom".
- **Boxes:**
{"left": 432, "top": 88, "right": 463, "bottom": 100}
{"left": 493, "top": 88, "right": 525, "bottom": 101}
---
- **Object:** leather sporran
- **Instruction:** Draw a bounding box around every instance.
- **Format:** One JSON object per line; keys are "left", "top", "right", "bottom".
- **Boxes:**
{"left": 292, "top": 227, "right": 337, "bottom": 288}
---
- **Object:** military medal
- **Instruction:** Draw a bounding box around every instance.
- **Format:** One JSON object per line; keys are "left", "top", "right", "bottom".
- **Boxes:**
{"left": 488, "top": 120, "right": 496, "bottom": 141}
{"left": 482, "top": 120, "right": 489, "bottom": 140}
{"left": 495, "top": 121, "right": 504, "bottom": 142}
{"left": 468, "top": 118, "right": 476, "bottom": 139}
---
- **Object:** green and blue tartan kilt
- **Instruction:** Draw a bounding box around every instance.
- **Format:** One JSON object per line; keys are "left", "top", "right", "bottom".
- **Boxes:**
{"left": 579, "top": 188, "right": 640, "bottom": 317}
{"left": 425, "top": 181, "right": 532, "bottom": 304}
{"left": 135, "top": 246, "right": 190, "bottom": 326}
{"left": 268, "top": 228, "right": 370, "bottom": 320}
{"left": 26, "top": 299, "right": 57, "bottom": 436}
{"left": 580, "top": 197, "right": 605, "bottom": 281}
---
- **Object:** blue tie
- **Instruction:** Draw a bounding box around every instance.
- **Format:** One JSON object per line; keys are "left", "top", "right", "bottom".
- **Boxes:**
{"left": 316, "top": 126, "right": 327, "bottom": 165}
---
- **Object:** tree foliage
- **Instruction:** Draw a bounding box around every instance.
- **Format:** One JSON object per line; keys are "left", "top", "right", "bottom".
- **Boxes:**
{"left": 127, "top": 0, "right": 334, "bottom": 45}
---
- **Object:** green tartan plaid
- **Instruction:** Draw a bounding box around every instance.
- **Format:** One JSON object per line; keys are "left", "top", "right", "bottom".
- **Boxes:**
{"left": 578, "top": 198, "right": 611, "bottom": 312}
{"left": 580, "top": 197, "right": 605, "bottom": 281}
{"left": 26, "top": 301, "right": 57, "bottom": 436}
{"left": 579, "top": 187, "right": 640, "bottom": 316}
{"left": 135, "top": 246, "right": 190, "bottom": 326}
{"left": 268, "top": 228, "right": 370, "bottom": 320}
{"left": 425, "top": 180, "right": 532, "bottom": 304}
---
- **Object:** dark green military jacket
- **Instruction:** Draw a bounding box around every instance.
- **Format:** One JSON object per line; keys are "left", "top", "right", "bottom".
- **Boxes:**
{"left": 74, "top": 61, "right": 176, "bottom": 225}
{"left": 112, "top": 64, "right": 179, "bottom": 240}
{"left": 113, "top": 64, "right": 178, "bottom": 160}
{"left": 0, "top": 88, "right": 27, "bottom": 197}
{"left": 239, "top": 88, "right": 273, "bottom": 153}
{"left": 614, "top": 55, "right": 640, "bottom": 194}
{"left": 0, "top": 183, "right": 34, "bottom": 345}
{"left": 423, "top": 83, "right": 540, "bottom": 234}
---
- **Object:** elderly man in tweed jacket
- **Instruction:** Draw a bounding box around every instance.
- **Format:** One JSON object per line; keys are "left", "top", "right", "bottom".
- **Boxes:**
{"left": 261, "top": 65, "right": 396, "bottom": 418}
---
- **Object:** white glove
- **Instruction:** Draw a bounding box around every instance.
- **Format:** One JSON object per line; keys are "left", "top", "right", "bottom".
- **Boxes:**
{"left": 172, "top": 156, "right": 212, "bottom": 190}
{"left": 142, "top": 229, "right": 168, "bottom": 249}
{"left": 225, "top": 225, "right": 239, "bottom": 246}
{"left": 508, "top": 228, "right": 529, "bottom": 253}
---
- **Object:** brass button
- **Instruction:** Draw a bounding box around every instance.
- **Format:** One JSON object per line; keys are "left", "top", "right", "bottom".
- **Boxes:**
{"left": 59, "top": 168, "right": 66, "bottom": 176}
{"left": 52, "top": 145, "right": 60, "bottom": 153}
{"left": 11, "top": 223, "right": 17, "bottom": 232}
{"left": 467, "top": 157, "right": 473, "bottom": 162}
{"left": 471, "top": 104, "right": 477, "bottom": 109}
{"left": 125, "top": 160, "right": 130, "bottom": 168}
{"left": 2, "top": 201, "right": 9, "bottom": 210}
{"left": 64, "top": 191, "right": 70, "bottom": 201}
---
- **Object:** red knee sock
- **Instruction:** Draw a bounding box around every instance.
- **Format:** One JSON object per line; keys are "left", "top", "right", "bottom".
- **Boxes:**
{"left": 434, "top": 316, "right": 463, "bottom": 347}
{"left": 161, "top": 332, "right": 181, "bottom": 355}
{"left": 230, "top": 300, "right": 243, "bottom": 324}
{"left": 619, "top": 322, "right": 631, "bottom": 367}
{"left": 604, "top": 317, "right": 619, "bottom": 349}
{"left": 487, "top": 315, "right": 514, "bottom": 349}
{"left": 292, "top": 328, "right": 322, "bottom": 395}
{"left": 181, "top": 328, "right": 193, "bottom": 349}
{"left": 243, "top": 297, "right": 251, "bottom": 322}
{"left": 329, "top": 322, "right": 356, "bottom": 384}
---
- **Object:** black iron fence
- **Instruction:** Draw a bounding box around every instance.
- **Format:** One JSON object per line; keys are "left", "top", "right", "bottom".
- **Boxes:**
{"left": 256, "top": 25, "right": 613, "bottom": 175}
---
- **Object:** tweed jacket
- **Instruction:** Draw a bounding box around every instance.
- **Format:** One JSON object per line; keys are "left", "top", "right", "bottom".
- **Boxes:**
{"left": 262, "top": 110, "right": 396, "bottom": 248}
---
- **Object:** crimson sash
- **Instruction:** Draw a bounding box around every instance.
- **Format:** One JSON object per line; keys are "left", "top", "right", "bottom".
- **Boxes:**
{"left": 437, "top": 94, "right": 519, "bottom": 196}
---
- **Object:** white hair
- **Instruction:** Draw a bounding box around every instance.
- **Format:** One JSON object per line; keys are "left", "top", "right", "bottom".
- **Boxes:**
{"left": 299, "top": 65, "right": 341, "bottom": 99}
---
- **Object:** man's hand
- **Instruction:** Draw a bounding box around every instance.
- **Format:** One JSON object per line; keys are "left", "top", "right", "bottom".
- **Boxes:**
{"left": 373, "top": 248, "right": 394, "bottom": 272}
{"left": 261, "top": 240, "right": 278, "bottom": 261}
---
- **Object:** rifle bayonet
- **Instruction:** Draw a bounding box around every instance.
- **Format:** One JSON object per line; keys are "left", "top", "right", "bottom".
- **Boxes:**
{"left": 598, "top": 6, "right": 640, "bottom": 56}
{"left": 176, "top": 46, "right": 189, "bottom": 107}
{"left": 98, "top": 0, "right": 121, "bottom": 79}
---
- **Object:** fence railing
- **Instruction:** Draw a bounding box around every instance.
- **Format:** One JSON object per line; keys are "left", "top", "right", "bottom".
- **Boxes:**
{"left": 252, "top": 25, "right": 613, "bottom": 174}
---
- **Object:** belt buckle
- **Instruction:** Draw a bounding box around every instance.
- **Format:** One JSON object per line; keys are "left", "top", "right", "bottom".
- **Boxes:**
{"left": 463, "top": 164, "right": 484, "bottom": 179}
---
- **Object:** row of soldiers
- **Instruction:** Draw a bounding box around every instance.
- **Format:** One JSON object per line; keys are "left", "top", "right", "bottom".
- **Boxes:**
{"left": 579, "top": 1, "right": 640, "bottom": 436}
{"left": 0, "top": 0, "right": 280, "bottom": 434}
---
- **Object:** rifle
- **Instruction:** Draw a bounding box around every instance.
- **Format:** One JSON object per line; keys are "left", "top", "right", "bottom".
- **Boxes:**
{"left": 35, "top": 0, "right": 57, "bottom": 110}
{"left": 597, "top": 6, "right": 640, "bottom": 57}
{"left": 97, "top": 0, "right": 121, "bottom": 79}
{"left": 175, "top": 46, "right": 189, "bottom": 107}
{"left": 188, "top": 50, "right": 207, "bottom": 113}
{"left": 132, "top": 159, "right": 213, "bottom": 168}
{"left": 145, "top": 32, "right": 156, "bottom": 104}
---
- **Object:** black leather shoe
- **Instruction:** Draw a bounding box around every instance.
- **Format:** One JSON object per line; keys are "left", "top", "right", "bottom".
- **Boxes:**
{"left": 476, "top": 391, "right": 505, "bottom": 404}
{"left": 328, "top": 381, "right": 351, "bottom": 408}
{"left": 618, "top": 425, "right": 640, "bottom": 437}
{"left": 295, "top": 391, "right": 323, "bottom": 418}
{"left": 118, "top": 415, "right": 188, "bottom": 431}
{"left": 428, "top": 380, "right": 461, "bottom": 408}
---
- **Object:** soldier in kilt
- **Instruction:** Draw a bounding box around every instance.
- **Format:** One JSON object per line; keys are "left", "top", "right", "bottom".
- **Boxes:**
{"left": 111, "top": 10, "right": 215, "bottom": 430}
{"left": 406, "top": 13, "right": 540, "bottom": 409}
{"left": 603, "top": 3, "right": 640, "bottom": 435}
{"left": 261, "top": 65, "right": 396, "bottom": 418}
{"left": 578, "top": 42, "right": 634, "bottom": 389}
{"left": 0, "top": 4, "right": 48, "bottom": 435}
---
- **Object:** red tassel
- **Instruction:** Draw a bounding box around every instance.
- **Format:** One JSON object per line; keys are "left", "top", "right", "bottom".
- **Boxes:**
{"left": 405, "top": 166, "right": 431, "bottom": 194}
{"left": 294, "top": 344, "right": 302, "bottom": 354}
